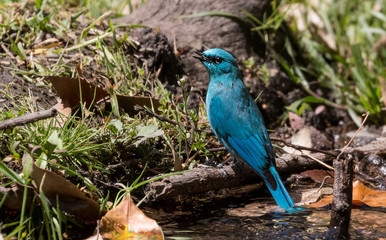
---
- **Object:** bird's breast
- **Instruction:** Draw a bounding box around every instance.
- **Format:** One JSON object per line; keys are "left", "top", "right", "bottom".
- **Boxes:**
{"left": 206, "top": 85, "right": 247, "bottom": 127}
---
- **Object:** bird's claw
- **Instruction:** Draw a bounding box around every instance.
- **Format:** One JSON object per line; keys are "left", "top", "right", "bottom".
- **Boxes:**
{"left": 216, "top": 163, "right": 224, "bottom": 168}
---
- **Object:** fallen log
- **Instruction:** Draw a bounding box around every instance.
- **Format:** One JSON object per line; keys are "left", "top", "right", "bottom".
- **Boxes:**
{"left": 146, "top": 152, "right": 332, "bottom": 201}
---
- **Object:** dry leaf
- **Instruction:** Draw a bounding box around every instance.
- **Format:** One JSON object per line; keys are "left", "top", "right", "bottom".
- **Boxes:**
{"left": 352, "top": 180, "right": 386, "bottom": 207}
{"left": 307, "top": 180, "right": 386, "bottom": 208}
{"left": 283, "top": 126, "right": 312, "bottom": 154}
{"left": 53, "top": 101, "right": 72, "bottom": 117}
{"left": 314, "top": 105, "right": 325, "bottom": 115}
{"left": 99, "top": 195, "right": 164, "bottom": 240}
{"left": 22, "top": 152, "right": 101, "bottom": 222}
{"left": 25, "top": 38, "right": 62, "bottom": 54}
{"left": 47, "top": 76, "right": 109, "bottom": 115}
{"left": 307, "top": 194, "right": 333, "bottom": 208}
{"left": 47, "top": 75, "right": 161, "bottom": 116}
{"left": 298, "top": 187, "right": 333, "bottom": 206}
{"left": 0, "top": 185, "right": 35, "bottom": 211}
{"left": 34, "top": 38, "right": 61, "bottom": 49}
{"left": 116, "top": 95, "right": 161, "bottom": 114}
{"left": 301, "top": 169, "right": 334, "bottom": 184}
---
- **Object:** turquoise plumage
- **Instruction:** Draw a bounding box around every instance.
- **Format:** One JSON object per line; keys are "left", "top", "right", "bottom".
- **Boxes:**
{"left": 195, "top": 48, "right": 297, "bottom": 211}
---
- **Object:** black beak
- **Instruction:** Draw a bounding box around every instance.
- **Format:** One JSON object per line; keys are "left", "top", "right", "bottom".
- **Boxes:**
{"left": 193, "top": 51, "right": 207, "bottom": 62}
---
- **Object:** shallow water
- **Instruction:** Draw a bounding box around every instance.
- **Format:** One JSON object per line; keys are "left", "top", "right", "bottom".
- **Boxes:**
{"left": 145, "top": 193, "right": 386, "bottom": 240}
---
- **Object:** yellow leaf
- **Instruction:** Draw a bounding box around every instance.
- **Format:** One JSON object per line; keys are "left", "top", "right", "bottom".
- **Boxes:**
{"left": 100, "top": 195, "right": 164, "bottom": 240}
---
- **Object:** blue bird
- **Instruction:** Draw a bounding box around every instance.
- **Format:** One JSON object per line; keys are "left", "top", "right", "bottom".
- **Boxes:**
{"left": 195, "top": 48, "right": 296, "bottom": 211}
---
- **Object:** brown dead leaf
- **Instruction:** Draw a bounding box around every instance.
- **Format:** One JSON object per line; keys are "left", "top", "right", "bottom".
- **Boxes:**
{"left": 307, "top": 180, "right": 386, "bottom": 208}
{"left": 116, "top": 95, "right": 161, "bottom": 114}
{"left": 352, "top": 180, "right": 386, "bottom": 207}
{"left": 26, "top": 157, "right": 101, "bottom": 222}
{"left": 301, "top": 169, "right": 334, "bottom": 184}
{"left": 307, "top": 194, "right": 333, "bottom": 208}
{"left": 299, "top": 187, "right": 333, "bottom": 206}
{"left": 0, "top": 184, "right": 35, "bottom": 211}
{"left": 47, "top": 76, "right": 109, "bottom": 115}
{"left": 53, "top": 101, "right": 72, "bottom": 117}
{"left": 99, "top": 195, "right": 164, "bottom": 240}
{"left": 47, "top": 75, "right": 161, "bottom": 116}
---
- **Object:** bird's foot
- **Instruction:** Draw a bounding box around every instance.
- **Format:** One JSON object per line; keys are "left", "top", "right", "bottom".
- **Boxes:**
{"left": 215, "top": 155, "right": 234, "bottom": 168}
{"left": 286, "top": 205, "right": 307, "bottom": 213}
{"left": 216, "top": 163, "right": 224, "bottom": 168}
{"left": 231, "top": 159, "right": 245, "bottom": 168}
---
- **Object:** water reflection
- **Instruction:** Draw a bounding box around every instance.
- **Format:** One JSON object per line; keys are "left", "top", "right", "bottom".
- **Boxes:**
{"left": 145, "top": 195, "right": 386, "bottom": 239}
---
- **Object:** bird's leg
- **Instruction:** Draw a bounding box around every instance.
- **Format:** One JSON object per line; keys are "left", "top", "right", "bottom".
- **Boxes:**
{"left": 231, "top": 157, "right": 247, "bottom": 168}
{"left": 216, "top": 155, "right": 237, "bottom": 168}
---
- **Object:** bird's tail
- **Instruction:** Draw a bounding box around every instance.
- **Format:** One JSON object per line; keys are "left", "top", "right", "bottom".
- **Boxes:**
{"left": 264, "top": 165, "right": 296, "bottom": 211}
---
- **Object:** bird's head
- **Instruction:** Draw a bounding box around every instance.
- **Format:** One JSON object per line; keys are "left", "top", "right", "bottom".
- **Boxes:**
{"left": 194, "top": 48, "right": 239, "bottom": 77}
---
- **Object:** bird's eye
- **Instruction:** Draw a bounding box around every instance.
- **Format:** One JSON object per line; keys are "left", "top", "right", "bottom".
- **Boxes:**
{"left": 212, "top": 57, "right": 223, "bottom": 64}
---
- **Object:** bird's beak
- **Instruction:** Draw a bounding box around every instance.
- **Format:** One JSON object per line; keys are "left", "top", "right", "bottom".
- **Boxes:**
{"left": 193, "top": 51, "right": 206, "bottom": 62}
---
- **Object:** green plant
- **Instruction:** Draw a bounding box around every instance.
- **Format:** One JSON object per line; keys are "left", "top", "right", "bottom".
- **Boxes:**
{"left": 249, "top": 0, "right": 385, "bottom": 125}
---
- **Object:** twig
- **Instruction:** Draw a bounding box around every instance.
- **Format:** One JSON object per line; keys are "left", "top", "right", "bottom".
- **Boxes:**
{"left": 135, "top": 105, "right": 180, "bottom": 126}
{"left": 270, "top": 137, "right": 339, "bottom": 157}
{"left": 317, "top": 175, "right": 333, "bottom": 193}
{"left": 208, "top": 147, "right": 226, "bottom": 152}
{"left": 136, "top": 105, "right": 212, "bottom": 134}
{"left": 336, "top": 111, "right": 370, "bottom": 160}
{"left": 0, "top": 108, "right": 57, "bottom": 130}
{"left": 302, "top": 153, "right": 334, "bottom": 170}
{"left": 208, "top": 138, "right": 339, "bottom": 161}
{"left": 270, "top": 137, "right": 336, "bottom": 170}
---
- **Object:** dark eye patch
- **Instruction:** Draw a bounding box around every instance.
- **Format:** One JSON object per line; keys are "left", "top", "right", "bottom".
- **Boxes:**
{"left": 208, "top": 56, "right": 223, "bottom": 64}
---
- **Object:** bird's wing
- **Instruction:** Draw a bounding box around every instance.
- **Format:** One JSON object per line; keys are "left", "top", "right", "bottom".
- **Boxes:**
{"left": 208, "top": 93, "right": 276, "bottom": 187}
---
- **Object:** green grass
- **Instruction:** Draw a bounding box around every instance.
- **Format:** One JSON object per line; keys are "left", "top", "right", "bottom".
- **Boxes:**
{"left": 248, "top": 0, "right": 385, "bottom": 125}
